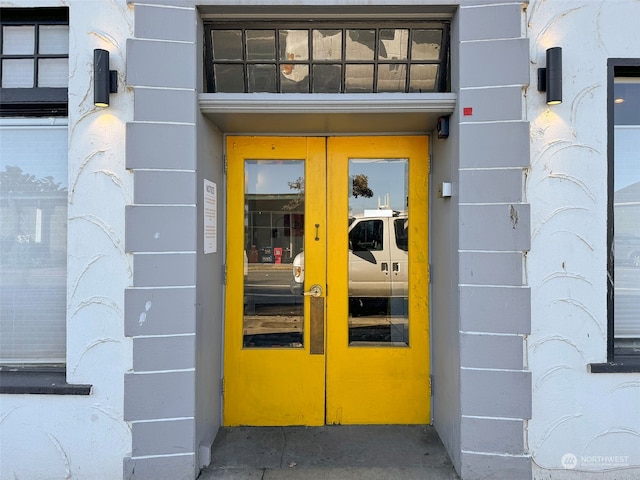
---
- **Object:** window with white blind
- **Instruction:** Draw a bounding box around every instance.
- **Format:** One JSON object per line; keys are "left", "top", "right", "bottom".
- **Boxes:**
{"left": 0, "top": 119, "right": 68, "bottom": 364}
{"left": 0, "top": 8, "right": 68, "bottom": 366}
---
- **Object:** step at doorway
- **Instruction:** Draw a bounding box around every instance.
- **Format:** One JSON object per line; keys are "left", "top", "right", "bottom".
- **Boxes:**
{"left": 198, "top": 425, "right": 460, "bottom": 480}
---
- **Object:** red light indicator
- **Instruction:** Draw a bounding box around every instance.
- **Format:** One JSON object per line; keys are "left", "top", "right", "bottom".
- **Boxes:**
{"left": 463, "top": 107, "right": 473, "bottom": 116}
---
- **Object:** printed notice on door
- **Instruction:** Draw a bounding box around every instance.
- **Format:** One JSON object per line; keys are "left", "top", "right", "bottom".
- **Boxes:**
{"left": 204, "top": 179, "right": 217, "bottom": 254}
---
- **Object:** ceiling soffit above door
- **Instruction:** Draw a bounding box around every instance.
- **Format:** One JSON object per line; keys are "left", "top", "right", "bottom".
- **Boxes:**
{"left": 199, "top": 92, "right": 456, "bottom": 134}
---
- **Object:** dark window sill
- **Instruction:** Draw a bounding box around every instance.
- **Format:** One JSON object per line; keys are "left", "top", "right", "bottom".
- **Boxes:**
{"left": 590, "top": 357, "right": 640, "bottom": 373}
{"left": 0, "top": 368, "right": 92, "bottom": 395}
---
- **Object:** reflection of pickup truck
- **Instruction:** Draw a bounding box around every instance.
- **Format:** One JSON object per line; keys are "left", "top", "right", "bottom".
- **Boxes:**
{"left": 290, "top": 211, "right": 408, "bottom": 297}
{"left": 615, "top": 233, "right": 640, "bottom": 267}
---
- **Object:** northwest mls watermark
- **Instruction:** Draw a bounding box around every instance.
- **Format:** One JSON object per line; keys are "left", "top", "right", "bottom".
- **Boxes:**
{"left": 561, "top": 453, "right": 630, "bottom": 469}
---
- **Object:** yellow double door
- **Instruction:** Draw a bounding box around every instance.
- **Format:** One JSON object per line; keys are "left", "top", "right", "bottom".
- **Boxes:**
{"left": 224, "top": 136, "right": 430, "bottom": 426}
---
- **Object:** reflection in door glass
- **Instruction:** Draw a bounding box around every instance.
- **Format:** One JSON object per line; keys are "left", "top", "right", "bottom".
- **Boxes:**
{"left": 244, "top": 160, "right": 304, "bottom": 348}
{"left": 348, "top": 159, "right": 409, "bottom": 346}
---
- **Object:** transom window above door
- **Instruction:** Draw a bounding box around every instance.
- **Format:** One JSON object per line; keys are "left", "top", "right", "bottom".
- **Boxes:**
{"left": 203, "top": 22, "right": 450, "bottom": 94}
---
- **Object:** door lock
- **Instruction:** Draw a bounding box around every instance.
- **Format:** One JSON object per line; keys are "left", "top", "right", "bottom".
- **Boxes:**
{"left": 304, "top": 284, "right": 323, "bottom": 297}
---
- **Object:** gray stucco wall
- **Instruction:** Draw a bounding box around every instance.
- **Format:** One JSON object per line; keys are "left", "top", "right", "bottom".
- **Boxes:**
{"left": 194, "top": 7, "right": 225, "bottom": 466}
{"left": 431, "top": 110, "right": 462, "bottom": 470}
{"left": 430, "top": 7, "right": 462, "bottom": 472}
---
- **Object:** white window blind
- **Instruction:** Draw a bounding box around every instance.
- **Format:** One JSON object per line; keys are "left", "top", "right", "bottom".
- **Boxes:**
{"left": 0, "top": 118, "right": 68, "bottom": 364}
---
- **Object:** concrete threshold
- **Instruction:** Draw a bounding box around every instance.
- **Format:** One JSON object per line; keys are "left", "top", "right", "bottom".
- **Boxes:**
{"left": 199, "top": 425, "right": 460, "bottom": 480}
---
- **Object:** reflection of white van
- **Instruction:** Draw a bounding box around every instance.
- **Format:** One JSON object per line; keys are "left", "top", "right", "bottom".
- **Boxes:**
{"left": 290, "top": 211, "right": 408, "bottom": 297}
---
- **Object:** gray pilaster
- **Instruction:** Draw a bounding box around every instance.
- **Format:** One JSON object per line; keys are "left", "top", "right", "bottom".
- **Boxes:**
{"left": 126, "top": 39, "right": 196, "bottom": 89}
{"left": 460, "top": 452, "right": 532, "bottom": 480}
{"left": 134, "top": 87, "right": 197, "bottom": 124}
{"left": 126, "top": 123, "right": 196, "bottom": 170}
{"left": 460, "top": 368, "right": 532, "bottom": 419}
{"left": 124, "top": 3, "right": 198, "bottom": 479}
{"left": 459, "top": 169, "right": 524, "bottom": 204}
{"left": 124, "top": 371, "right": 196, "bottom": 420}
{"left": 457, "top": 3, "right": 532, "bottom": 479}
{"left": 134, "top": 170, "right": 197, "bottom": 205}
{"left": 132, "top": 419, "right": 195, "bottom": 456}
{"left": 460, "top": 204, "right": 531, "bottom": 251}
{"left": 125, "top": 287, "right": 196, "bottom": 337}
{"left": 460, "top": 417, "right": 525, "bottom": 455}
{"left": 123, "top": 454, "right": 196, "bottom": 480}
{"left": 133, "top": 335, "right": 196, "bottom": 372}
{"left": 460, "top": 333, "right": 524, "bottom": 370}
{"left": 459, "top": 122, "right": 530, "bottom": 169}
{"left": 460, "top": 251, "right": 524, "bottom": 285}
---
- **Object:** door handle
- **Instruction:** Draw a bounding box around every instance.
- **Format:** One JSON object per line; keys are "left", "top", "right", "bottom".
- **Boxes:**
{"left": 381, "top": 262, "right": 389, "bottom": 272}
{"left": 307, "top": 285, "right": 324, "bottom": 355}
{"left": 393, "top": 262, "right": 400, "bottom": 272}
{"left": 304, "top": 284, "right": 323, "bottom": 297}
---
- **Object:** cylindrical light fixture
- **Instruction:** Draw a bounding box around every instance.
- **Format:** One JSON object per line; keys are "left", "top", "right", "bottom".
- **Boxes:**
{"left": 545, "top": 47, "right": 562, "bottom": 105}
{"left": 94, "top": 49, "right": 117, "bottom": 107}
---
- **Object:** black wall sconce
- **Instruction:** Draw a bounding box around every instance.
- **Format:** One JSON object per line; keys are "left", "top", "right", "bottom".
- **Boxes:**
{"left": 437, "top": 116, "right": 450, "bottom": 139}
{"left": 94, "top": 49, "right": 118, "bottom": 107}
{"left": 537, "top": 47, "right": 562, "bottom": 105}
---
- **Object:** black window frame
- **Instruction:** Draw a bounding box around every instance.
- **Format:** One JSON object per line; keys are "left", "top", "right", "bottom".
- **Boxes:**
{"left": 0, "top": 7, "right": 89, "bottom": 394}
{"left": 203, "top": 20, "right": 450, "bottom": 94}
{"left": 591, "top": 58, "right": 640, "bottom": 373}
{"left": 0, "top": 7, "right": 69, "bottom": 117}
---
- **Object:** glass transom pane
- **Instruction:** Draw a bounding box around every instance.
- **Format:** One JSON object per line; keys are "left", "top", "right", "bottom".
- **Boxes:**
{"left": 313, "top": 64, "right": 341, "bottom": 93}
{"left": 280, "top": 30, "right": 309, "bottom": 61}
{"left": 38, "top": 58, "right": 68, "bottom": 87}
{"left": 411, "top": 29, "right": 441, "bottom": 61}
{"left": 212, "top": 30, "right": 243, "bottom": 60}
{"left": 246, "top": 30, "right": 276, "bottom": 61}
{"left": 346, "top": 29, "right": 375, "bottom": 60}
{"left": 379, "top": 29, "right": 409, "bottom": 60}
{"left": 345, "top": 64, "right": 374, "bottom": 93}
{"left": 248, "top": 64, "right": 276, "bottom": 93}
{"left": 39, "top": 25, "right": 69, "bottom": 54}
{"left": 2, "top": 26, "right": 35, "bottom": 55}
{"left": 377, "top": 64, "right": 407, "bottom": 93}
{"left": 214, "top": 64, "right": 244, "bottom": 92}
{"left": 313, "top": 29, "right": 342, "bottom": 60}
{"left": 281, "top": 64, "right": 309, "bottom": 92}
{"left": 2, "top": 59, "right": 34, "bottom": 88}
{"left": 409, "top": 64, "right": 438, "bottom": 92}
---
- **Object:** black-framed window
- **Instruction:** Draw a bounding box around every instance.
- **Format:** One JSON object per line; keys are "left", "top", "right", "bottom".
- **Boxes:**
{"left": 594, "top": 59, "right": 640, "bottom": 372}
{"left": 0, "top": 9, "right": 69, "bottom": 369}
{"left": 203, "top": 21, "right": 450, "bottom": 94}
{"left": 0, "top": 7, "right": 69, "bottom": 116}
{"left": 0, "top": 7, "right": 84, "bottom": 394}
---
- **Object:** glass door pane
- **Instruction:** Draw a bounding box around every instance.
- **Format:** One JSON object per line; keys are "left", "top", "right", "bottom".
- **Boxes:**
{"left": 243, "top": 160, "right": 305, "bottom": 348}
{"left": 348, "top": 159, "right": 409, "bottom": 346}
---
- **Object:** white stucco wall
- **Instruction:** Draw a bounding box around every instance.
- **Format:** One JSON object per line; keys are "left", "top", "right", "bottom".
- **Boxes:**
{"left": 527, "top": 1, "right": 640, "bottom": 478}
{"left": 0, "top": 1, "right": 134, "bottom": 479}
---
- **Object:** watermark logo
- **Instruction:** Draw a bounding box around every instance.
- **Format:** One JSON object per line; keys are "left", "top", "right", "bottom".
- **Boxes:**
{"left": 562, "top": 453, "right": 630, "bottom": 469}
{"left": 561, "top": 453, "right": 577, "bottom": 470}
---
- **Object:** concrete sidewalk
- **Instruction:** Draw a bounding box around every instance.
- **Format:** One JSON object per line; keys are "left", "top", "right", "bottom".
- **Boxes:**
{"left": 198, "top": 425, "right": 460, "bottom": 479}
